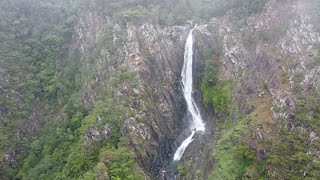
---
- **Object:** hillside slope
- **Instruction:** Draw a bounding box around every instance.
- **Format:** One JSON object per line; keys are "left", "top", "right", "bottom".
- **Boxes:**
{"left": 1, "top": 0, "right": 320, "bottom": 179}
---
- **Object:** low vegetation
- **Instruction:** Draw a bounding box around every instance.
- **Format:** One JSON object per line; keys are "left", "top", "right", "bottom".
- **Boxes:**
{"left": 200, "top": 57, "right": 231, "bottom": 114}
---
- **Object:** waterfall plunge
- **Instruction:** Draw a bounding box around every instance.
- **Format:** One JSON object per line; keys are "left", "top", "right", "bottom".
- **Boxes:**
{"left": 173, "top": 27, "right": 205, "bottom": 161}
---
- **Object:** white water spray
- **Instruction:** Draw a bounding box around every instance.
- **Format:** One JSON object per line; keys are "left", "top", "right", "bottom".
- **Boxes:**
{"left": 173, "top": 26, "right": 205, "bottom": 161}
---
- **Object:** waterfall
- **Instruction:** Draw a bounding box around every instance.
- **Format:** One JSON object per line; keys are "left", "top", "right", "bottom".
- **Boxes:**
{"left": 173, "top": 27, "right": 205, "bottom": 161}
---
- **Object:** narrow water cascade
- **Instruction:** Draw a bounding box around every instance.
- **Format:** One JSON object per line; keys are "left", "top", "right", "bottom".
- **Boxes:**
{"left": 173, "top": 26, "right": 205, "bottom": 162}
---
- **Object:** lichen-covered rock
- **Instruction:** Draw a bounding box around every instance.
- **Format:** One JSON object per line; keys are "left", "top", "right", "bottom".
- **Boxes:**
{"left": 84, "top": 122, "right": 111, "bottom": 146}
{"left": 84, "top": 127, "right": 102, "bottom": 145}
{"left": 122, "top": 117, "right": 159, "bottom": 174}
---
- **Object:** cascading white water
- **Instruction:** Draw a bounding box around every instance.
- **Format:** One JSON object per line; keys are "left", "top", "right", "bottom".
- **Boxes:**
{"left": 173, "top": 27, "right": 205, "bottom": 161}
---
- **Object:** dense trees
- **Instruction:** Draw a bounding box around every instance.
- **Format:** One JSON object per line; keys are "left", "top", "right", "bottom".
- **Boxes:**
{"left": 77, "top": 0, "right": 267, "bottom": 26}
{"left": 0, "top": 0, "right": 80, "bottom": 178}
{"left": 0, "top": 0, "right": 150, "bottom": 178}
{"left": 16, "top": 65, "right": 144, "bottom": 179}
{"left": 6, "top": 0, "right": 316, "bottom": 179}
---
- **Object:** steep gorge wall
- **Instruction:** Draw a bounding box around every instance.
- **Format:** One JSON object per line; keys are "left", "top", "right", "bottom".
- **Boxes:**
{"left": 71, "top": 0, "right": 320, "bottom": 178}
{"left": 162, "top": 0, "right": 320, "bottom": 179}
{"left": 2, "top": 0, "right": 320, "bottom": 179}
{"left": 70, "top": 10, "right": 219, "bottom": 176}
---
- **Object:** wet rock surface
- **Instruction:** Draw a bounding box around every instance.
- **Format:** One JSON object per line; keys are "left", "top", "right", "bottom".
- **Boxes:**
{"left": 72, "top": 1, "right": 320, "bottom": 176}
{"left": 3, "top": 0, "right": 319, "bottom": 178}
{"left": 71, "top": 12, "right": 221, "bottom": 176}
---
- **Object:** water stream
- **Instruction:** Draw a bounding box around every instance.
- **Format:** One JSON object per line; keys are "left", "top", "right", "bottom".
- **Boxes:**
{"left": 173, "top": 26, "right": 205, "bottom": 162}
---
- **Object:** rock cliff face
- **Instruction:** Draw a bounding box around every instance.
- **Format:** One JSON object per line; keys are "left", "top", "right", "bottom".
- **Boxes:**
{"left": 71, "top": 11, "right": 222, "bottom": 175}
{"left": 69, "top": 0, "right": 320, "bottom": 178}
{"left": 220, "top": 0, "right": 320, "bottom": 119}
{"left": 2, "top": 0, "right": 320, "bottom": 179}
{"left": 180, "top": 1, "right": 320, "bottom": 179}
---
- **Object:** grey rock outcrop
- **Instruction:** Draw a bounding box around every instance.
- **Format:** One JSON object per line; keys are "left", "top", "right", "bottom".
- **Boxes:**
{"left": 70, "top": 0, "right": 320, "bottom": 178}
